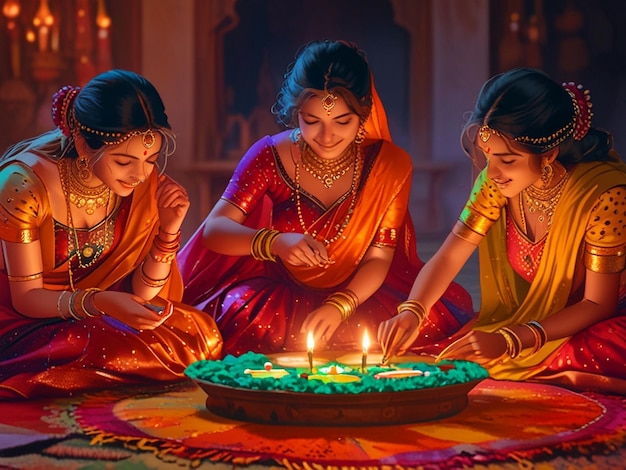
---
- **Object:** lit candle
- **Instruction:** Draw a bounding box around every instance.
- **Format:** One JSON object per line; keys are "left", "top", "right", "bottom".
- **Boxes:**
{"left": 307, "top": 331, "right": 314, "bottom": 373}
{"left": 361, "top": 330, "right": 370, "bottom": 373}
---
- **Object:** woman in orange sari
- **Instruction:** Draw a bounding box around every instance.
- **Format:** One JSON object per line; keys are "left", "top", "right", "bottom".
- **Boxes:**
{"left": 0, "top": 70, "right": 222, "bottom": 400}
{"left": 179, "top": 40, "right": 473, "bottom": 355}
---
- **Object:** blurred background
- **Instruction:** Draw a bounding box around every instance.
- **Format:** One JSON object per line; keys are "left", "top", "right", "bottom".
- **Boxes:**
{"left": 0, "top": 0, "right": 624, "bottom": 242}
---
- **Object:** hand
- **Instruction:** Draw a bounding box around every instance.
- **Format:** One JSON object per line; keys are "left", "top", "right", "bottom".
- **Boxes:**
{"left": 155, "top": 175, "right": 190, "bottom": 234}
{"left": 272, "top": 232, "right": 333, "bottom": 267}
{"left": 436, "top": 330, "right": 507, "bottom": 366}
{"left": 93, "top": 291, "right": 173, "bottom": 331}
{"left": 301, "top": 303, "right": 343, "bottom": 348}
{"left": 377, "top": 311, "right": 421, "bottom": 362}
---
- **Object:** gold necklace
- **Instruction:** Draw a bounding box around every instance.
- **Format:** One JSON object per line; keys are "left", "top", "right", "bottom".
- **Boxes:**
{"left": 300, "top": 141, "right": 355, "bottom": 189}
{"left": 521, "top": 170, "right": 570, "bottom": 226}
{"left": 58, "top": 158, "right": 113, "bottom": 290}
{"left": 65, "top": 157, "right": 110, "bottom": 215}
{"left": 294, "top": 144, "right": 361, "bottom": 246}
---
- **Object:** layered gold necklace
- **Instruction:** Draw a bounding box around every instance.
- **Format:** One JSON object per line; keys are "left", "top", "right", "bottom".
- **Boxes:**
{"left": 519, "top": 169, "right": 570, "bottom": 230}
{"left": 294, "top": 144, "right": 361, "bottom": 247}
{"left": 66, "top": 157, "right": 110, "bottom": 215}
{"left": 58, "top": 158, "right": 113, "bottom": 290}
{"left": 300, "top": 141, "right": 355, "bottom": 189}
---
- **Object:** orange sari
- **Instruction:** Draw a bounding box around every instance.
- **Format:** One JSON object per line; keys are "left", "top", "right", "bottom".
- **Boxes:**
{"left": 0, "top": 154, "right": 222, "bottom": 399}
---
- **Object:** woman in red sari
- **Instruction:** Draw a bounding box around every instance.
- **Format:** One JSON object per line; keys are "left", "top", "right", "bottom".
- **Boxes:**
{"left": 179, "top": 40, "right": 473, "bottom": 355}
{"left": 0, "top": 70, "right": 222, "bottom": 399}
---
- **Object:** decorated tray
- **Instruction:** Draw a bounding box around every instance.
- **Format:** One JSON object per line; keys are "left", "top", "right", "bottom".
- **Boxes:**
{"left": 187, "top": 352, "right": 487, "bottom": 426}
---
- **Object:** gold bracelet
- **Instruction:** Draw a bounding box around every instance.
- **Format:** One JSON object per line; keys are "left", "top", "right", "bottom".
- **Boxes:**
{"left": 80, "top": 288, "right": 104, "bottom": 317}
{"left": 140, "top": 262, "right": 170, "bottom": 288}
{"left": 324, "top": 290, "right": 359, "bottom": 321}
{"left": 7, "top": 272, "right": 43, "bottom": 282}
{"left": 57, "top": 291, "right": 70, "bottom": 320}
{"left": 67, "top": 290, "right": 84, "bottom": 320}
{"left": 396, "top": 300, "right": 427, "bottom": 325}
{"left": 496, "top": 327, "right": 522, "bottom": 359}
{"left": 524, "top": 320, "right": 547, "bottom": 354}
{"left": 251, "top": 228, "right": 280, "bottom": 262}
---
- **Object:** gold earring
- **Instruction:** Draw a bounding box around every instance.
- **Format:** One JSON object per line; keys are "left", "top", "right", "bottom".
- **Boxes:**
{"left": 76, "top": 156, "right": 91, "bottom": 180}
{"left": 354, "top": 124, "right": 366, "bottom": 144}
{"left": 541, "top": 163, "right": 553, "bottom": 187}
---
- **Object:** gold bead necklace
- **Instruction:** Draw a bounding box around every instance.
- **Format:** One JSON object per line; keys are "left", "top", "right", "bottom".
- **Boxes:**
{"left": 58, "top": 157, "right": 113, "bottom": 290}
{"left": 295, "top": 144, "right": 361, "bottom": 246}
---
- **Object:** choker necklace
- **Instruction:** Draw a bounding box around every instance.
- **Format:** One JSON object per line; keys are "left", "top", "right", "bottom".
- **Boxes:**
{"left": 62, "top": 157, "right": 110, "bottom": 215}
{"left": 300, "top": 141, "right": 355, "bottom": 189}
{"left": 521, "top": 170, "right": 570, "bottom": 227}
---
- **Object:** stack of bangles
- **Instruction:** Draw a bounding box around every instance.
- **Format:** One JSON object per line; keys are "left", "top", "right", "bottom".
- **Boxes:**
{"left": 251, "top": 228, "right": 280, "bottom": 262}
{"left": 57, "top": 288, "right": 105, "bottom": 320}
{"left": 149, "top": 229, "right": 181, "bottom": 264}
{"left": 496, "top": 320, "right": 548, "bottom": 359}
{"left": 324, "top": 289, "right": 359, "bottom": 321}
{"left": 396, "top": 299, "right": 428, "bottom": 326}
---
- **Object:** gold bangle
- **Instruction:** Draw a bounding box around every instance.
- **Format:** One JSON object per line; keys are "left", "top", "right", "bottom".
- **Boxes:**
{"left": 525, "top": 320, "right": 547, "bottom": 352}
{"left": 140, "top": 262, "right": 170, "bottom": 288}
{"left": 57, "top": 291, "right": 70, "bottom": 320}
{"left": 251, "top": 228, "right": 280, "bottom": 262}
{"left": 324, "top": 290, "right": 358, "bottom": 321}
{"left": 81, "top": 288, "right": 104, "bottom": 317}
{"left": 497, "top": 327, "right": 522, "bottom": 359}
{"left": 7, "top": 272, "right": 43, "bottom": 282}
{"left": 68, "top": 290, "right": 84, "bottom": 320}
{"left": 396, "top": 300, "right": 427, "bottom": 324}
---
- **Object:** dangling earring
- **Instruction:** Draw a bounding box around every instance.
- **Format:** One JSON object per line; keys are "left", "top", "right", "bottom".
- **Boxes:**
{"left": 354, "top": 124, "right": 366, "bottom": 144}
{"left": 76, "top": 156, "right": 91, "bottom": 181}
{"left": 541, "top": 163, "right": 553, "bottom": 187}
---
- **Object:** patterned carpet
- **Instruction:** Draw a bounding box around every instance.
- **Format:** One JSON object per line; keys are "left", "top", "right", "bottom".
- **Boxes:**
{"left": 0, "top": 377, "right": 625, "bottom": 469}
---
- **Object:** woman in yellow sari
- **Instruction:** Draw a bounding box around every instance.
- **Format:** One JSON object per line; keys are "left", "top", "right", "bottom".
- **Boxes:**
{"left": 379, "top": 68, "right": 626, "bottom": 394}
{"left": 0, "top": 70, "right": 222, "bottom": 400}
{"left": 180, "top": 40, "right": 473, "bottom": 355}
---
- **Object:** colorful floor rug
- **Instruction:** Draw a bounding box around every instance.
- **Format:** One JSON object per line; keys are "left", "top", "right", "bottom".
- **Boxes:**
{"left": 0, "top": 378, "right": 625, "bottom": 469}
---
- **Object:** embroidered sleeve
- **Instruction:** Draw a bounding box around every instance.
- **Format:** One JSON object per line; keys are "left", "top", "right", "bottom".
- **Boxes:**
{"left": 454, "top": 168, "right": 506, "bottom": 242}
{"left": 584, "top": 186, "right": 626, "bottom": 273}
{"left": 0, "top": 163, "right": 45, "bottom": 243}
{"left": 221, "top": 138, "right": 276, "bottom": 215}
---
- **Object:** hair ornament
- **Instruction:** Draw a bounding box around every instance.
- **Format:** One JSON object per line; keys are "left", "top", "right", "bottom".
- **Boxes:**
{"left": 562, "top": 82, "right": 593, "bottom": 141}
{"left": 51, "top": 85, "right": 81, "bottom": 137}
{"left": 76, "top": 123, "right": 157, "bottom": 148}
{"left": 478, "top": 125, "right": 502, "bottom": 143}
{"left": 321, "top": 64, "right": 337, "bottom": 115}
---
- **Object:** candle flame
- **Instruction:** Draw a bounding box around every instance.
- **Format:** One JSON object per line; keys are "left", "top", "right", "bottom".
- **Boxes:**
{"left": 307, "top": 331, "right": 314, "bottom": 352}
{"left": 362, "top": 330, "right": 370, "bottom": 353}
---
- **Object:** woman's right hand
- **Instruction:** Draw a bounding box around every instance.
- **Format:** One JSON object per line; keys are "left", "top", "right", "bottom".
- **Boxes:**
{"left": 92, "top": 291, "right": 173, "bottom": 331}
{"left": 377, "top": 311, "right": 421, "bottom": 362}
{"left": 272, "top": 233, "right": 332, "bottom": 267}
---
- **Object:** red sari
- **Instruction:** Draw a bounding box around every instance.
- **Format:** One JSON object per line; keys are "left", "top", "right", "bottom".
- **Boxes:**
{"left": 179, "top": 136, "right": 473, "bottom": 355}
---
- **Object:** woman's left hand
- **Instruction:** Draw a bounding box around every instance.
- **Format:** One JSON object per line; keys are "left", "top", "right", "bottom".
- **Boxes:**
{"left": 436, "top": 330, "right": 507, "bottom": 366}
{"left": 155, "top": 175, "right": 190, "bottom": 233}
{"left": 301, "top": 303, "right": 343, "bottom": 349}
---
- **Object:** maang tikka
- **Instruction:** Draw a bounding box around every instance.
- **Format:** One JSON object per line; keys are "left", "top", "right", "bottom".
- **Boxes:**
{"left": 321, "top": 64, "right": 337, "bottom": 115}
